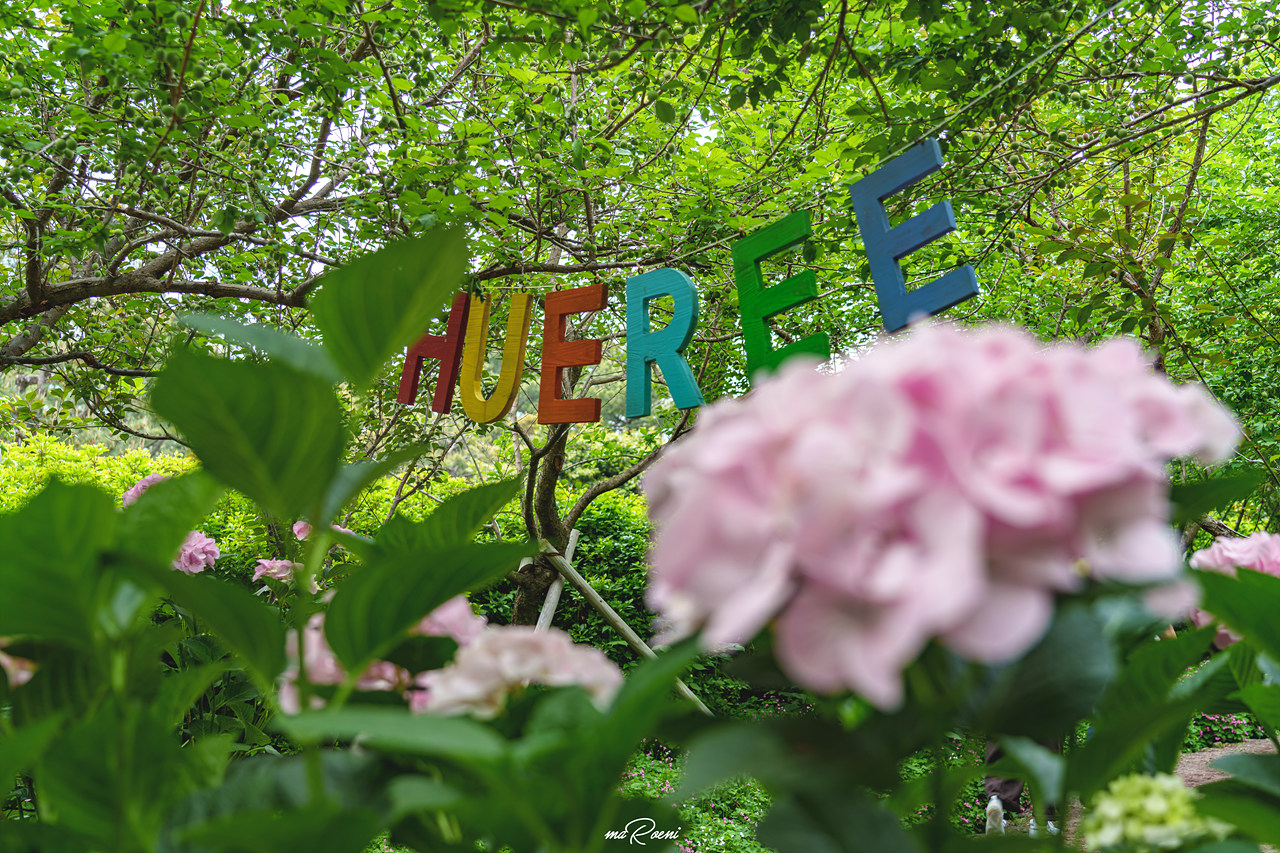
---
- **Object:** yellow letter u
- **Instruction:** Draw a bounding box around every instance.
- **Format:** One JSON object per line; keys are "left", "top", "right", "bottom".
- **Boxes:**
{"left": 459, "top": 292, "right": 534, "bottom": 424}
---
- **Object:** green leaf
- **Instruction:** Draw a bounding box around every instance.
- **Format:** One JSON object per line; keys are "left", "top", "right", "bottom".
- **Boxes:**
{"left": 309, "top": 230, "right": 468, "bottom": 391}
{"left": 278, "top": 707, "right": 505, "bottom": 763}
{"left": 178, "top": 805, "right": 381, "bottom": 853}
{"left": 0, "top": 822, "right": 96, "bottom": 853}
{"left": 1066, "top": 696, "right": 1202, "bottom": 802}
{"left": 992, "top": 736, "right": 1064, "bottom": 812}
{"left": 0, "top": 713, "right": 64, "bottom": 793}
{"left": 1213, "top": 754, "right": 1280, "bottom": 799}
{"left": 375, "top": 478, "right": 521, "bottom": 553}
{"left": 325, "top": 541, "right": 534, "bottom": 672}
{"left": 151, "top": 347, "right": 345, "bottom": 520}
{"left": 1236, "top": 684, "right": 1280, "bottom": 732}
{"left": 653, "top": 98, "right": 677, "bottom": 124}
{"left": 677, "top": 722, "right": 801, "bottom": 800}
{"left": 1200, "top": 569, "right": 1280, "bottom": 665}
{"left": 971, "top": 602, "right": 1116, "bottom": 739}
{"left": 0, "top": 480, "right": 116, "bottom": 645}
{"left": 1097, "top": 626, "right": 1215, "bottom": 721}
{"left": 142, "top": 566, "right": 286, "bottom": 684}
{"left": 1198, "top": 783, "right": 1280, "bottom": 846}
{"left": 154, "top": 662, "right": 232, "bottom": 728}
{"left": 387, "top": 775, "right": 465, "bottom": 821}
{"left": 320, "top": 442, "right": 437, "bottom": 524}
{"left": 673, "top": 4, "right": 698, "bottom": 23}
{"left": 597, "top": 640, "right": 701, "bottom": 772}
{"left": 116, "top": 472, "right": 224, "bottom": 568}
{"left": 1171, "top": 471, "right": 1264, "bottom": 524}
{"left": 757, "top": 790, "right": 924, "bottom": 853}
{"left": 181, "top": 314, "right": 343, "bottom": 384}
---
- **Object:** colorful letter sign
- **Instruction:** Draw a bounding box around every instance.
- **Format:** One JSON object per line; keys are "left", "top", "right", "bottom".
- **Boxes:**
{"left": 459, "top": 292, "right": 534, "bottom": 424}
{"left": 539, "top": 284, "right": 608, "bottom": 424}
{"left": 399, "top": 138, "right": 976, "bottom": 420}
{"left": 624, "top": 268, "right": 703, "bottom": 417}
{"left": 397, "top": 292, "right": 468, "bottom": 413}
{"left": 732, "top": 209, "right": 831, "bottom": 378}
{"left": 849, "top": 139, "right": 979, "bottom": 332}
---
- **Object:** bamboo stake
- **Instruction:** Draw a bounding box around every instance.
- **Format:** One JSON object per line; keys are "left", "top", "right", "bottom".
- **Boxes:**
{"left": 540, "top": 541, "right": 713, "bottom": 717}
{"left": 535, "top": 529, "right": 574, "bottom": 632}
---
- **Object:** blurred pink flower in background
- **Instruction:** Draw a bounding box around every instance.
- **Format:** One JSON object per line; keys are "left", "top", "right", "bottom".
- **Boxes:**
{"left": 413, "top": 626, "right": 623, "bottom": 718}
{"left": 277, "top": 598, "right": 486, "bottom": 713}
{"left": 645, "top": 323, "right": 1238, "bottom": 709}
{"left": 253, "top": 558, "right": 316, "bottom": 593}
{"left": 122, "top": 474, "right": 221, "bottom": 574}
{"left": 411, "top": 594, "right": 487, "bottom": 646}
{"left": 173, "top": 530, "right": 219, "bottom": 575}
{"left": 1188, "top": 531, "right": 1280, "bottom": 648}
{"left": 0, "top": 638, "right": 35, "bottom": 688}
{"left": 293, "top": 520, "right": 355, "bottom": 540}
{"left": 121, "top": 473, "right": 167, "bottom": 507}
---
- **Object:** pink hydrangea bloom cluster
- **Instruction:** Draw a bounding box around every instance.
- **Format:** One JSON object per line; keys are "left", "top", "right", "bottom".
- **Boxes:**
{"left": 1188, "top": 532, "right": 1280, "bottom": 648}
{"left": 0, "top": 638, "right": 35, "bottom": 688}
{"left": 253, "top": 559, "right": 317, "bottom": 594}
{"left": 122, "top": 475, "right": 220, "bottom": 574}
{"left": 277, "top": 595, "right": 488, "bottom": 713}
{"left": 412, "top": 626, "right": 623, "bottom": 718}
{"left": 645, "top": 323, "right": 1239, "bottom": 709}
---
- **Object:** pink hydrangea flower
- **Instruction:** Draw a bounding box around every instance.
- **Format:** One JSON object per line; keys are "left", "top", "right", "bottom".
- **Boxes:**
{"left": 0, "top": 639, "right": 35, "bottom": 688}
{"left": 1188, "top": 532, "right": 1280, "bottom": 648}
{"left": 124, "top": 475, "right": 221, "bottom": 574}
{"left": 413, "top": 626, "right": 623, "bottom": 718}
{"left": 252, "top": 559, "right": 317, "bottom": 594}
{"left": 645, "top": 323, "right": 1238, "bottom": 709}
{"left": 122, "top": 473, "right": 168, "bottom": 507}
{"left": 411, "top": 595, "right": 487, "bottom": 646}
{"left": 173, "top": 530, "right": 219, "bottom": 575}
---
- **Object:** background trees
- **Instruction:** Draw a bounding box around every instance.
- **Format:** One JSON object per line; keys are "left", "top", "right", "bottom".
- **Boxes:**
{"left": 2, "top": 0, "right": 1278, "bottom": 606}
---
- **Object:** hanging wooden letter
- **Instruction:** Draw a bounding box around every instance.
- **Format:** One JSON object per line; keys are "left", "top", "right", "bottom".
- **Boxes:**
{"left": 625, "top": 268, "right": 704, "bottom": 418}
{"left": 538, "top": 283, "right": 608, "bottom": 425}
{"left": 732, "top": 210, "right": 831, "bottom": 382}
{"left": 459, "top": 292, "right": 535, "bottom": 424}
{"left": 848, "top": 138, "right": 979, "bottom": 332}
{"left": 397, "top": 292, "right": 470, "bottom": 412}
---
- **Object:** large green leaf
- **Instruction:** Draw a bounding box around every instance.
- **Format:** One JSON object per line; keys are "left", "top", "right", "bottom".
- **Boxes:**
{"left": 970, "top": 602, "right": 1117, "bottom": 739}
{"left": 1198, "top": 782, "right": 1280, "bottom": 847}
{"left": 181, "top": 313, "right": 343, "bottom": 384}
{"left": 1171, "top": 471, "right": 1263, "bottom": 524}
{"left": 142, "top": 566, "right": 286, "bottom": 684}
{"left": 324, "top": 540, "right": 534, "bottom": 672}
{"left": 151, "top": 347, "right": 346, "bottom": 520}
{"left": 1213, "top": 754, "right": 1280, "bottom": 800}
{"left": 1096, "top": 625, "right": 1215, "bottom": 722}
{"left": 757, "top": 790, "right": 924, "bottom": 853}
{"left": 0, "top": 480, "right": 116, "bottom": 645}
{"left": 0, "top": 713, "right": 64, "bottom": 793}
{"left": 676, "top": 722, "right": 800, "bottom": 800}
{"left": 277, "top": 707, "right": 506, "bottom": 763}
{"left": 178, "top": 805, "right": 381, "bottom": 853}
{"left": 1236, "top": 684, "right": 1280, "bottom": 732}
{"left": 1199, "top": 569, "right": 1280, "bottom": 665}
{"left": 309, "top": 230, "right": 468, "bottom": 391}
{"left": 116, "top": 472, "right": 225, "bottom": 568}
{"left": 375, "top": 478, "right": 522, "bottom": 553}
